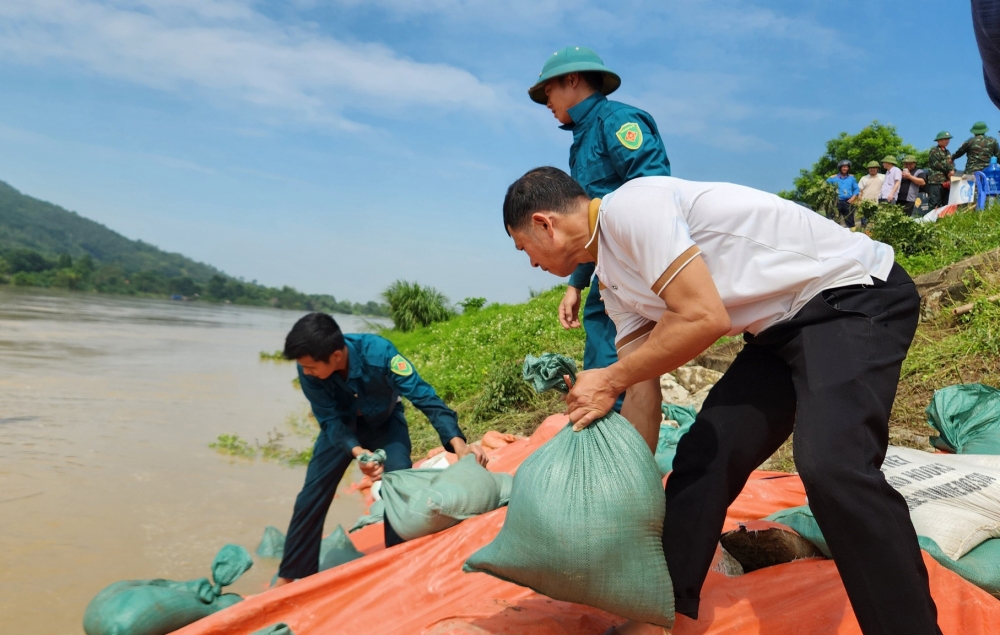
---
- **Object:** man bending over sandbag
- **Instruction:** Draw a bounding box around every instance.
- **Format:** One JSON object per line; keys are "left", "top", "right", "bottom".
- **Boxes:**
{"left": 503, "top": 168, "right": 941, "bottom": 635}
{"left": 273, "top": 313, "right": 486, "bottom": 587}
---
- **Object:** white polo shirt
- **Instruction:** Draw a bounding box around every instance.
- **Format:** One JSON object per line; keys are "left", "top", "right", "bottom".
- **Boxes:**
{"left": 589, "top": 177, "right": 896, "bottom": 350}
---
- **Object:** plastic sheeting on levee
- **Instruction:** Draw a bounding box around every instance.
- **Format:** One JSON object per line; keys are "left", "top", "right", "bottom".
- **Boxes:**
{"left": 927, "top": 383, "right": 1000, "bottom": 454}
{"left": 174, "top": 414, "right": 1000, "bottom": 635}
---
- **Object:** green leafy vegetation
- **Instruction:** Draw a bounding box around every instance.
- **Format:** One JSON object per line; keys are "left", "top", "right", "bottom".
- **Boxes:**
{"left": 381, "top": 280, "right": 455, "bottom": 331}
{"left": 0, "top": 179, "right": 387, "bottom": 315}
{"left": 384, "top": 285, "right": 584, "bottom": 456}
{"left": 260, "top": 350, "right": 288, "bottom": 361}
{"left": 868, "top": 205, "right": 938, "bottom": 256}
{"left": 894, "top": 201, "right": 1000, "bottom": 276}
{"left": 209, "top": 410, "right": 318, "bottom": 466}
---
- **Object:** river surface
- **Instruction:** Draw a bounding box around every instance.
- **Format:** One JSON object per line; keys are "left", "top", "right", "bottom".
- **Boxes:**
{"left": 0, "top": 287, "right": 382, "bottom": 633}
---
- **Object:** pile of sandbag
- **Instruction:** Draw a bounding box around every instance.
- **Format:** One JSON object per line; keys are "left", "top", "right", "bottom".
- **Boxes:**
{"left": 463, "top": 353, "right": 675, "bottom": 627}
{"left": 764, "top": 446, "right": 1000, "bottom": 596}
{"left": 83, "top": 544, "right": 253, "bottom": 635}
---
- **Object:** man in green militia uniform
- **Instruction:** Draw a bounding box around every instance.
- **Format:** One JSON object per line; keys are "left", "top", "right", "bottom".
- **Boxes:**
{"left": 926, "top": 131, "right": 954, "bottom": 209}
{"left": 951, "top": 121, "right": 1000, "bottom": 174}
{"left": 528, "top": 47, "right": 671, "bottom": 409}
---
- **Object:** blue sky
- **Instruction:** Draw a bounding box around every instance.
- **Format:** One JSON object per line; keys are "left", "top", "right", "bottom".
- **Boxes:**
{"left": 0, "top": 0, "right": 995, "bottom": 304}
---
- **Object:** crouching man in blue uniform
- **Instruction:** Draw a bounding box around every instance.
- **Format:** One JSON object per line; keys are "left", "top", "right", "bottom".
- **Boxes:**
{"left": 273, "top": 312, "right": 485, "bottom": 587}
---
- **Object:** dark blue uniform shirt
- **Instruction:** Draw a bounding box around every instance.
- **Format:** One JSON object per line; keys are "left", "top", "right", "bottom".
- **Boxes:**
{"left": 297, "top": 334, "right": 463, "bottom": 455}
{"left": 562, "top": 93, "right": 671, "bottom": 288}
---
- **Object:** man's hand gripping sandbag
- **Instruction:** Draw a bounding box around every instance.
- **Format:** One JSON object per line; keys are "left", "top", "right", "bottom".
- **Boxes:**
{"left": 464, "top": 353, "right": 674, "bottom": 627}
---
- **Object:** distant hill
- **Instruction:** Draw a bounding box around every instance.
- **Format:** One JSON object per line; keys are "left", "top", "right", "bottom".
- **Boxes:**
{"left": 0, "top": 179, "right": 221, "bottom": 281}
{"left": 0, "top": 179, "right": 388, "bottom": 316}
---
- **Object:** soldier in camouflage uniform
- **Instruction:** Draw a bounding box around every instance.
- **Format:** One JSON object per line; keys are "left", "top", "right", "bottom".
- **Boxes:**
{"left": 952, "top": 121, "right": 1000, "bottom": 174}
{"left": 926, "top": 131, "right": 954, "bottom": 209}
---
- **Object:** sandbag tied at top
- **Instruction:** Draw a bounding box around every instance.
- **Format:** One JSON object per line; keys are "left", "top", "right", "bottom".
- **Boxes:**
{"left": 83, "top": 544, "right": 253, "bottom": 635}
{"left": 256, "top": 525, "right": 286, "bottom": 558}
{"left": 521, "top": 352, "right": 576, "bottom": 394}
{"left": 927, "top": 383, "right": 1000, "bottom": 454}
{"left": 464, "top": 353, "right": 675, "bottom": 627}
{"left": 381, "top": 455, "right": 513, "bottom": 542}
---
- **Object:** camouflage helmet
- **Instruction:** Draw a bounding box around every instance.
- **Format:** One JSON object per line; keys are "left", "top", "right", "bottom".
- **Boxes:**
{"left": 934, "top": 131, "right": 953, "bottom": 141}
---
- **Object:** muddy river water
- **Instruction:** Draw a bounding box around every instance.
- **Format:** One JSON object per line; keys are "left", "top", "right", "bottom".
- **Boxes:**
{"left": 0, "top": 287, "right": 381, "bottom": 633}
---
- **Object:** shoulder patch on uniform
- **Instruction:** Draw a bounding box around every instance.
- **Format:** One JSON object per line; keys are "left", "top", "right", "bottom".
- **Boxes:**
{"left": 616, "top": 122, "right": 643, "bottom": 150}
{"left": 389, "top": 354, "right": 413, "bottom": 376}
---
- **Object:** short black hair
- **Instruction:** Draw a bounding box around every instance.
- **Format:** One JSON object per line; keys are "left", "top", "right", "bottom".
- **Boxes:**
{"left": 283, "top": 312, "right": 345, "bottom": 362}
{"left": 503, "top": 166, "right": 588, "bottom": 234}
{"left": 559, "top": 71, "right": 605, "bottom": 93}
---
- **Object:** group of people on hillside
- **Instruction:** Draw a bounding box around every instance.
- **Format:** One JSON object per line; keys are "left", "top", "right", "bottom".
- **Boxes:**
{"left": 276, "top": 47, "right": 946, "bottom": 635}
{"left": 825, "top": 122, "right": 1000, "bottom": 227}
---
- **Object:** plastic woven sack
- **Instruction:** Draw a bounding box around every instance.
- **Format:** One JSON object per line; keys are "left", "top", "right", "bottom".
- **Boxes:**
{"left": 464, "top": 353, "right": 675, "bottom": 627}
{"left": 655, "top": 404, "right": 697, "bottom": 475}
{"left": 83, "top": 544, "right": 253, "bottom": 635}
{"left": 927, "top": 383, "right": 1000, "bottom": 454}
{"left": 318, "top": 525, "right": 365, "bottom": 570}
{"left": 382, "top": 455, "right": 513, "bottom": 541}
{"left": 768, "top": 505, "right": 1000, "bottom": 596}
{"left": 254, "top": 525, "right": 364, "bottom": 570}
{"left": 350, "top": 499, "right": 385, "bottom": 533}
{"left": 256, "top": 526, "right": 285, "bottom": 558}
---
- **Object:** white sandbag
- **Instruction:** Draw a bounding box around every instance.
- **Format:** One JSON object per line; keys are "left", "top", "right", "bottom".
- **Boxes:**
{"left": 883, "top": 446, "right": 1000, "bottom": 559}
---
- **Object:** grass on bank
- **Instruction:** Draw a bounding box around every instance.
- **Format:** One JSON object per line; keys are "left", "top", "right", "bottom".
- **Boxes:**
{"left": 384, "top": 286, "right": 585, "bottom": 456}
{"left": 893, "top": 201, "right": 1000, "bottom": 276}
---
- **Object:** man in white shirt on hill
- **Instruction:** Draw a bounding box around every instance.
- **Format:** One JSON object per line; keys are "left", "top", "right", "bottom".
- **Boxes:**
{"left": 503, "top": 167, "right": 940, "bottom": 635}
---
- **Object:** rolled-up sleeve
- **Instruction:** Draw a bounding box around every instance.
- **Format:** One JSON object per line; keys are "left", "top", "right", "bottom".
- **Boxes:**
{"left": 298, "top": 366, "right": 360, "bottom": 454}
{"left": 385, "top": 347, "right": 464, "bottom": 451}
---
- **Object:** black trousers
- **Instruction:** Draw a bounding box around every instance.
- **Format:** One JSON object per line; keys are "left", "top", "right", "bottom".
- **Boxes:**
{"left": 836, "top": 198, "right": 855, "bottom": 228}
{"left": 662, "top": 263, "right": 941, "bottom": 635}
{"left": 278, "top": 403, "right": 412, "bottom": 580}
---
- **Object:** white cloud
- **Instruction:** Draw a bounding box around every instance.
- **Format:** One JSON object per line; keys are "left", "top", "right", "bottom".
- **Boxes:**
{"left": 0, "top": 0, "right": 513, "bottom": 130}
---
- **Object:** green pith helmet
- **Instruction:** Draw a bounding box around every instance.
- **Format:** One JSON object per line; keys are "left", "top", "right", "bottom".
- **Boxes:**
{"left": 528, "top": 46, "right": 621, "bottom": 104}
{"left": 903, "top": 154, "right": 917, "bottom": 164}
{"left": 971, "top": 121, "right": 989, "bottom": 134}
{"left": 935, "top": 130, "right": 953, "bottom": 141}
{"left": 881, "top": 155, "right": 898, "bottom": 165}
{"left": 866, "top": 161, "right": 880, "bottom": 168}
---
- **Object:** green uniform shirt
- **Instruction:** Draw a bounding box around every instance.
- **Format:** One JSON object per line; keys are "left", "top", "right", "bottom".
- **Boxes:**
{"left": 927, "top": 146, "right": 954, "bottom": 185}
{"left": 952, "top": 134, "right": 1000, "bottom": 174}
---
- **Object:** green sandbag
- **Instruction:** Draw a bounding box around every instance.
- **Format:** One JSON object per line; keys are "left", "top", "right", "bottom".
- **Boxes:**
{"left": 464, "top": 353, "right": 675, "bottom": 627}
{"left": 251, "top": 624, "right": 295, "bottom": 635}
{"left": 83, "top": 544, "right": 253, "bottom": 635}
{"left": 255, "top": 525, "right": 364, "bottom": 571}
{"left": 654, "top": 404, "right": 697, "bottom": 476}
{"left": 350, "top": 499, "right": 385, "bottom": 533}
{"left": 381, "top": 455, "right": 514, "bottom": 541}
{"left": 318, "top": 525, "right": 364, "bottom": 570}
{"left": 926, "top": 383, "right": 1000, "bottom": 454}
{"left": 767, "top": 505, "right": 1000, "bottom": 595}
{"left": 256, "top": 525, "right": 286, "bottom": 558}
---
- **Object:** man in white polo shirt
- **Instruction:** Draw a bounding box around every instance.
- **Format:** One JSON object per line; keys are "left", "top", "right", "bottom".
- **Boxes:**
{"left": 503, "top": 167, "right": 940, "bottom": 635}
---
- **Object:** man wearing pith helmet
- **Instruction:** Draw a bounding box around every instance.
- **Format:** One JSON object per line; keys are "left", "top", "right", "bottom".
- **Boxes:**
{"left": 952, "top": 121, "right": 1000, "bottom": 174}
{"left": 926, "top": 132, "right": 954, "bottom": 210}
{"left": 530, "top": 46, "right": 671, "bottom": 409}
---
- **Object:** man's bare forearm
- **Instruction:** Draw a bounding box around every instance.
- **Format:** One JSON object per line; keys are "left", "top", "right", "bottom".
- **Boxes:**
{"left": 606, "top": 310, "right": 729, "bottom": 395}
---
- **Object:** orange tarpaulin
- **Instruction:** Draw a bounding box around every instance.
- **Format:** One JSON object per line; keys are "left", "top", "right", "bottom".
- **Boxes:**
{"left": 175, "top": 415, "right": 1000, "bottom": 635}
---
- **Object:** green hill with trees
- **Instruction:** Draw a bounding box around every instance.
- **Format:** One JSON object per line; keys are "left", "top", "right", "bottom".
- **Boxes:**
{"left": 0, "top": 179, "right": 386, "bottom": 315}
